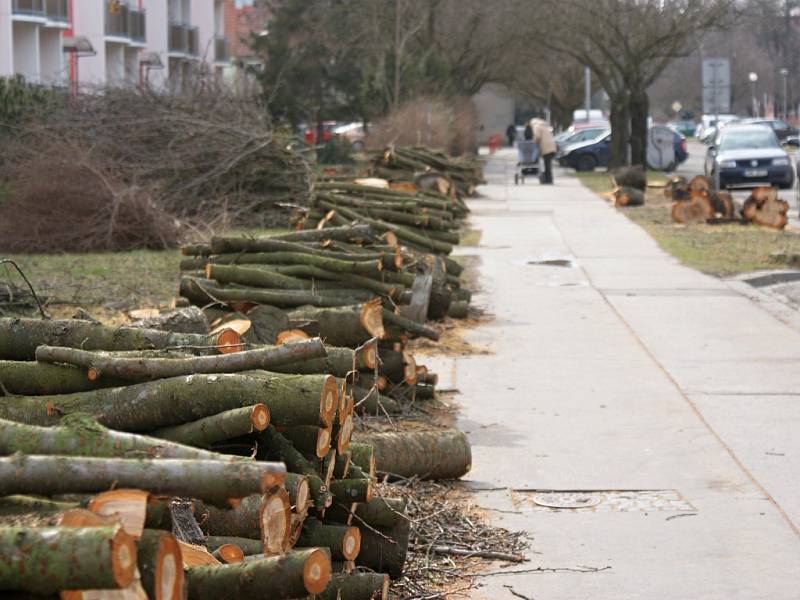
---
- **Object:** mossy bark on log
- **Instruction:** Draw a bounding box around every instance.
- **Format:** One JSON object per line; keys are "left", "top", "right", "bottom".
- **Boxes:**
{"left": 242, "top": 305, "right": 290, "bottom": 345}
{"left": 259, "top": 426, "right": 333, "bottom": 510}
{"left": 185, "top": 548, "right": 332, "bottom": 598}
{"left": 0, "top": 495, "right": 79, "bottom": 516}
{"left": 377, "top": 348, "right": 416, "bottom": 384}
{"left": 381, "top": 309, "right": 439, "bottom": 341}
{"left": 0, "top": 526, "right": 137, "bottom": 594}
{"left": 136, "top": 530, "right": 183, "bottom": 600}
{"left": 207, "top": 263, "right": 310, "bottom": 290}
{"left": 129, "top": 306, "right": 209, "bottom": 335}
{"left": 353, "top": 429, "right": 471, "bottom": 480}
{"left": 205, "top": 250, "right": 382, "bottom": 275}
{"left": 180, "top": 277, "right": 371, "bottom": 309}
{"left": 327, "top": 497, "right": 407, "bottom": 529}
{"left": 347, "top": 442, "right": 376, "bottom": 477}
{"left": 287, "top": 303, "right": 384, "bottom": 348}
{"left": 260, "top": 264, "right": 404, "bottom": 299}
{"left": 447, "top": 300, "right": 469, "bottom": 319}
{"left": 350, "top": 385, "right": 401, "bottom": 415}
{"left": 271, "top": 343, "right": 376, "bottom": 378}
{"left": 415, "top": 383, "right": 436, "bottom": 400}
{"left": 355, "top": 518, "right": 410, "bottom": 579}
{"left": 35, "top": 338, "right": 325, "bottom": 382}
{"left": 297, "top": 518, "right": 361, "bottom": 561}
{"left": 318, "top": 571, "right": 389, "bottom": 600}
{"left": 274, "top": 224, "right": 379, "bottom": 243}
{"left": 150, "top": 404, "right": 269, "bottom": 447}
{"left": 205, "top": 535, "right": 264, "bottom": 556}
{"left": 195, "top": 489, "right": 291, "bottom": 555}
{"left": 0, "top": 454, "right": 285, "bottom": 506}
{"left": 279, "top": 425, "right": 332, "bottom": 459}
{"left": 329, "top": 478, "right": 373, "bottom": 504}
{"left": 0, "top": 361, "right": 126, "bottom": 396}
{"left": 0, "top": 318, "right": 236, "bottom": 361}
{"left": 0, "top": 372, "right": 335, "bottom": 431}
{"left": 0, "top": 416, "right": 243, "bottom": 462}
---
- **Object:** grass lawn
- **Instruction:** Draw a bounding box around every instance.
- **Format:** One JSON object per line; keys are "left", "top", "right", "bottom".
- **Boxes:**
{"left": 575, "top": 170, "right": 800, "bottom": 277}
{"left": 2, "top": 228, "right": 286, "bottom": 321}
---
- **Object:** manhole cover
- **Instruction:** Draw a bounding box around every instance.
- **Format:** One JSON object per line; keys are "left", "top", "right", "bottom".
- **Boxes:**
{"left": 532, "top": 493, "right": 602, "bottom": 509}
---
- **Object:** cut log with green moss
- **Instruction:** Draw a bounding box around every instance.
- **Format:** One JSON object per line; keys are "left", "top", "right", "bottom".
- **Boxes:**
{"left": 0, "top": 372, "right": 336, "bottom": 431}
{"left": 350, "top": 385, "right": 401, "bottom": 415}
{"left": 205, "top": 535, "right": 264, "bottom": 556}
{"left": 0, "top": 526, "right": 137, "bottom": 595}
{"left": 185, "top": 548, "right": 332, "bottom": 598}
{"left": 136, "top": 530, "right": 183, "bottom": 600}
{"left": 0, "top": 454, "right": 285, "bottom": 506}
{"left": 355, "top": 518, "right": 410, "bottom": 579}
{"left": 271, "top": 342, "right": 377, "bottom": 378}
{"left": 447, "top": 300, "right": 469, "bottom": 319}
{"left": 0, "top": 361, "right": 126, "bottom": 396}
{"left": 415, "top": 383, "right": 436, "bottom": 400}
{"left": 259, "top": 426, "right": 332, "bottom": 510}
{"left": 0, "top": 415, "right": 246, "bottom": 462}
{"left": 317, "top": 571, "right": 390, "bottom": 600}
{"left": 329, "top": 478, "right": 373, "bottom": 504}
{"left": 264, "top": 224, "right": 380, "bottom": 244}
{"left": 34, "top": 338, "right": 326, "bottom": 382}
{"left": 287, "top": 303, "right": 384, "bottom": 348}
{"left": 326, "top": 497, "right": 407, "bottom": 530}
{"left": 0, "top": 317, "right": 238, "bottom": 361}
{"left": 0, "top": 495, "right": 79, "bottom": 516}
{"left": 129, "top": 306, "right": 209, "bottom": 335}
{"left": 347, "top": 442, "right": 376, "bottom": 477}
{"left": 382, "top": 309, "right": 439, "bottom": 341}
{"left": 205, "top": 250, "right": 382, "bottom": 275}
{"left": 150, "top": 404, "right": 270, "bottom": 447}
{"left": 206, "top": 263, "right": 310, "bottom": 290}
{"left": 278, "top": 425, "right": 332, "bottom": 459}
{"left": 353, "top": 429, "right": 471, "bottom": 480}
{"left": 296, "top": 518, "right": 361, "bottom": 561}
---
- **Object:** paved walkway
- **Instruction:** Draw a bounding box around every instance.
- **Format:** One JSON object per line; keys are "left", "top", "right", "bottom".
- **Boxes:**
{"left": 429, "top": 149, "right": 800, "bottom": 599}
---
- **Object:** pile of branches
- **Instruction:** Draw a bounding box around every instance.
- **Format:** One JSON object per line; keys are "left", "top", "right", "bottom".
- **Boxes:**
{"left": 0, "top": 82, "right": 312, "bottom": 252}
{"left": 667, "top": 175, "right": 789, "bottom": 229}
{"left": 369, "top": 146, "right": 485, "bottom": 197}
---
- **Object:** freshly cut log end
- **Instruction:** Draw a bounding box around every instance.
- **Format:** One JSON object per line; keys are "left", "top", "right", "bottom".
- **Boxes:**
{"left": 688, "top": 175, "right": 713, "bottom": 194}
{"left": 209, "top": 318, "right": 251, "bottom": 338}
{"left": 136, "top": 530, "right": 183, "bottom": 600}
{"left": 177, "top": 541, "right": 220, "bottom": 567}
{"left": 360, "top": 301, "right": 385, "bottom": 340}
{"left": 321, "top": 375, "right": 339, "bottom": 425}
{"left": 611, "top": 186, "right": 644, "bottom": 207}
{"left": 277, "top": 329, "right": 311, "bottom": 345}
{"left": 110, "top": 528, "right": 139, "bottom": 589}
{"left": 213, "top": 328, "right": 242, "bottom": 354}
{"left": 341, "top": 527, "right": 361, "bottom": 561}
{"left": 261, "top": 488, "right": 292, "bottom": 555}
{"left": 337, "top": 412, "right": 354, "bottom": 455}
{"left": 402, "top": 351, "right": 417, "bottom": 386}
{"left": 664, "top": 175, "right": 689, "bottom": 200}
{"left": 303, "top": 548, "right": 333, "bottom": 595}
{"left": 357, "top": 339, "right": 378, "bottom": 371}
{"left": 251, "top": 404, "right": 270, "bottom": 431}
{"left": 288, "top": 476, "right": 310, "bottom": 516}
{"left": 671, "top": 191, "right": 714, "bottom": 225}
{"left": 710, "top": 190, "right": 735, "bottom": 219}
{"left": 212, "top": 543, "right": 245, "bottom": 564}
{"left": 742, "top": 186, "right": 789, "bottom": 229}
{"left": 88, "top": 489, "right": 150, "bottom": 540}
{"left": 318, "top": 426, "right": 333, "bottom": 458}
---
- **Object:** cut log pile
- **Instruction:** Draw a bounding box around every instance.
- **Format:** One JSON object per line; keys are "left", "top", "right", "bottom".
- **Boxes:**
{"left": 367, "top": 145, "right": 485, "bottom": 197}
{"left": 667, "top": 175, "right": 788, "bottom": 229}
{"left": 0, "top": 154, "right": 481, "bottom": 597}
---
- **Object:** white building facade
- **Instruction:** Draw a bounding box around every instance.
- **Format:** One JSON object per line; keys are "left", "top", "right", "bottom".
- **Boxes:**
{"left": 0, "top": 0, "right": 229, "bottom": 90}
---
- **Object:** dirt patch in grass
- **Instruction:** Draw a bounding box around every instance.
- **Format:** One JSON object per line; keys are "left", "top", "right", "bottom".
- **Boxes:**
{"left": 575, "top": 172, "right": 800, "bottom": 277}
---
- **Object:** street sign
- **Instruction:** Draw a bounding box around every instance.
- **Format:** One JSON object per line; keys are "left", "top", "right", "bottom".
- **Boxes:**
{"left": 702, "top": 58, "right": 731, "bottom": 115}
{"left": 671, "top": 101, "right": 682, "bottom": 113}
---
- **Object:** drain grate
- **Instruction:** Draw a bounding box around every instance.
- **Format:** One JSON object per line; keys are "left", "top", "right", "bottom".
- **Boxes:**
{"left": 513, "top": 489, "right": 695, "bottom": 513}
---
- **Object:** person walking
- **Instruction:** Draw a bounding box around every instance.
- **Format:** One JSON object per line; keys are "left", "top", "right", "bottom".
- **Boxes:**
{"left": 506, "top": 123, "right": 516, "bottom": 147}
{"left": 523, "top": 122, "right": 533, "bottom": 140}
{"left": 531, "top": 118, "right": 556, "bottom": 184}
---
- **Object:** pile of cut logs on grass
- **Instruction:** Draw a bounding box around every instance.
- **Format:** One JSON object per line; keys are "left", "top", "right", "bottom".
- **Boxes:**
{"left": 367, "top": 145, "right": 485, "bottom": 198}
{"left": 667, "top": 175, "right": 789, "bottom": 229}
{"left": 0, "top": 162, "right": 478, "bottom": 598}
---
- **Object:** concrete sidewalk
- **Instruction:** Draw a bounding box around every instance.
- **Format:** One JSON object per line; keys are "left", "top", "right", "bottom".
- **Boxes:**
{"left": 432, "top": 149, "right": 800, "bottom": 599}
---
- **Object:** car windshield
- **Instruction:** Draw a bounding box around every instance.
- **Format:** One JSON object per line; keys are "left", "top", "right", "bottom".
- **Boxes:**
{"left": 719, "top": 129, "right": 779, "bottom": 151}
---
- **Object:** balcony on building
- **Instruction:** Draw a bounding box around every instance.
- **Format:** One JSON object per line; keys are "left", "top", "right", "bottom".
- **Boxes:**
{"left": 105, "top": 1, "right": 147, "bottom": 45}
{"left": 214, "top": 36, "right": 230, "bottom": 63}
{"left": 11, "top": 0, "right": 45, "bottom": 21}
{"left": 168, "top": 22, "right": 199, "bottom": 57}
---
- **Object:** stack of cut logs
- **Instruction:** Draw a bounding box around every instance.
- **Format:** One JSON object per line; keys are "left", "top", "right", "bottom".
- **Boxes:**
{"left": 667, "top": 175, "right": 789, "bottom": 229}
{"left": 368, "top": 145, "right": 485, "bottom": 198}
{"left": 0, "top": 163, "right": 477, "bottom": 598}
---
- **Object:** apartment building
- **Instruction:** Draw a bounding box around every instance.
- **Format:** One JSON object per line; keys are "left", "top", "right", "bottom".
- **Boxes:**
{"left": 0, "top": 0, "right": 230, "bottom": 90}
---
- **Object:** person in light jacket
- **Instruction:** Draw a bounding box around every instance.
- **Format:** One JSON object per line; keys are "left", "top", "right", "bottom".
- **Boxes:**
{"left": 531, "top": 118, "right": 556, "bottom": 184}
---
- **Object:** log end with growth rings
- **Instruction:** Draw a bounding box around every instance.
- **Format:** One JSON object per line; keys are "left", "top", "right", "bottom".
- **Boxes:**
{"left": 337, "top": 413, "right": 353, "bottom": 455}
{"left": 214, "top": 328, "right": 242, "bottom": 354}
{"left": 291, "top": 477, "right": 310, "bottom": 516}
{"left": 260, "top": 488, "right": 292, "bottom": 555}
{"left": 277, "top": 329, "right": 311, "bottom": 345}
{"left": 213, "top": 543, "right": 245, "bottom": 564}
{"left": 316, "top": 426, "right": 333, "bottom": 459}
{"left": 341, "top": 527, "right": 362, "bottom": 561}
{"left": 321, "top": 375, "right": 339, "bottom": 425}
{"left": 303, "top": 548, "right": 333, "bottom": 595}
{"left": 156, "top": 531, "right": 184, "bottom": 600}
{"left": 358, "top": 339, "right": 378, "bottom": 370}
{"left": 402, "top": 350, "right": 418, "bottom": 386}
{"left": 111, "top": 527, "right": 139, "bottom": 589}
{"left": 251, "top": 403, "right": 270, "bottom": 432}
{"left": 360, "top": 300, "right": 385, "bottom": 340}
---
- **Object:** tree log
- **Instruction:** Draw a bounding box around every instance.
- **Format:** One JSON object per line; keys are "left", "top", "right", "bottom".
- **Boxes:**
{"left": 447, "top": 300, "right": 469, "bottom": 319}
{"left": 742, "top": 186, "right": 789, "bottom": 229}
{"left": 0, "top": 372, "right": 336, "bottom": 431}
{"left": 205, "top": 250, "right": 382, "bottom": 275}
{"left": 0, "top": 361, "right": 126, "bottom": 396}
{"left": 211, "top": 543, "right": 244, "bottom": 564}
{"left": 0, "top": 416, "right": 242, "bottom": 462}
{"left": 287, "top": 302, "right": 384, "bottom": 348}
{"left": 671, "top": 191, "right": 715, "bottom": 224}
{"left": 382, "top": 309, "right": 439, "bottom": 341}
{"left": 273, "top": 224, "right": 380, "bottom": 243}
{"left": 297, "top": 518, "right": 360, "bottom": 561}
{"left": 353, "top": 429, "right": 471, "bottom": 480}
{"left": 243, "top": 305, "right": 290, "bottom": 345}
{"left": 355, "top": 518, "right": 410, "bottom": 579}
{"left": 135, "top": 530, "right": 183, "bottom": 600}
{"left": 150, "top": 405, "right": 269, "bottom": 447}
{"left": 278, "top": 425, "right": 333, "bottom": 459}
{"left": 0, "top": 454, "right": 284, "bottom": 506}
{"left": 185, "top": 548, "right": 331, "bottom": 598}
{"left": 329, "top": 478, "right": 374, "bottom": 504}
{"left": 271, "top": 342, "right": 377, "bottom": 378}
{"left": 0, "top": 526, "right": 136, "bottom": 595}
{"left": 318, "top": 571, "right": 389, "bottom": 600}
{"left": 129, "top": 306, "right": 209, "bottom": 335}
{"left": 205, "top": 536, "right": 264, "bottom": 556}
{"left": 0, "top": 318, "right": 238, "bottom": 361}
{"left": 35, "top": 338, "right": 326, "bottom": 382}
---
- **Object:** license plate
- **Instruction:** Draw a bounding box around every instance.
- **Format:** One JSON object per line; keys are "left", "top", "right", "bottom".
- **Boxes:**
{"left": 744, "top": 169, "right": 768, "bottom": 177}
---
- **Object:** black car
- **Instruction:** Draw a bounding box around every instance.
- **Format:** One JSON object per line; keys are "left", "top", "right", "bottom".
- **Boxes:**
{"left": 741, "top": 118, "right": 798, "bottom": 144}
{"left": 704, "top": 124, "right": 794, "bottom": 189}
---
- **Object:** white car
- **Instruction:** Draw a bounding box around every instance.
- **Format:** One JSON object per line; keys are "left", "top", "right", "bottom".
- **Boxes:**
{"left": 333, "top": 122, "right": 368, "bottom": 151}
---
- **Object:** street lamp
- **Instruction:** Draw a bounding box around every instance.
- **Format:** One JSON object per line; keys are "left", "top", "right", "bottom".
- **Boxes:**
{"left": 780, "top": 68, "right": 789, "bottom": 120}
{"left": 749, "top": 72, "right": 758, "bottom": 117}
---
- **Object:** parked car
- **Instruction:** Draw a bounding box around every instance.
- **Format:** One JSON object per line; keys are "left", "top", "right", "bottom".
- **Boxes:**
{"left": 704, "top": 124, "right": 794, "bottom": 189}
{"left": 559, "top": 127, "right": 687, "bottom": 172}
{"left": 668, "top": 120, "right": 696, "bottom": 138}
{"left": 696, "top": 113, "right": 738, "bottom": 141}
{"left": 740, "top": 118, "right": 798, "bottom": 144}
{"left": 303, "top": 121, "right": 338, "bottom": 145}
{"left": 333, "top": 122, "right": 369, "bottom": 151}
{"left": 556, "top": 127, "right": 609, "bottom": 152}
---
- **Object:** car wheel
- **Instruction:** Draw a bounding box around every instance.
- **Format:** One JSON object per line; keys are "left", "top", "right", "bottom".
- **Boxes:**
{"left": 576, "top": 154, "right": 597, "bottom": 172}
